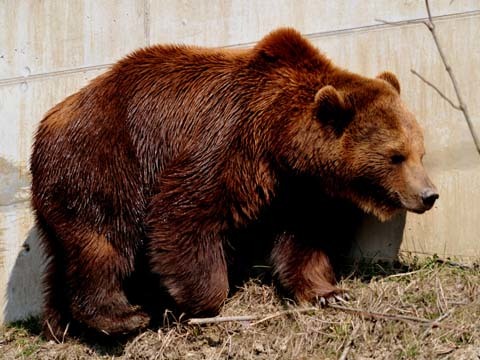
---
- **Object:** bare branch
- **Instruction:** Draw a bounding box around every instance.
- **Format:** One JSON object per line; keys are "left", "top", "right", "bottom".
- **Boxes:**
{"left": 420, "top": 0, "right": 480, "bottom": 155}
{"left": 435, "top": 258, "right": 473, "bottom": 269}
{"left": 421, "top": 307, "right": 455, "bottom": 338}
{"left": 425, "top": 0, "right": 434, "bottom": 25}
{"left": 431, "top": 307, "right": 455, "bottom": 326}
{"left": 410, "top": 69, "right": 461, "bottom": 110}
{"left": 377, "top": 0, "right": 480, "bottom": 155}
{"left": 189, "top": 307, "right": 321, "bottom": 325}
{"left": 188, "top": 303, "right": 465, "bottom": 333}
{"left": 383, "top": 269, "right": 425, "bottom": 279}
{"left": 188, "top": 314, "right": 259, "bottom": 325}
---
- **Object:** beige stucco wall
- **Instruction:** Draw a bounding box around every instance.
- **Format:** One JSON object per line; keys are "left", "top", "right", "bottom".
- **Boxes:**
{"left": 1, "top": 0, "right": 479, "bottom": 324}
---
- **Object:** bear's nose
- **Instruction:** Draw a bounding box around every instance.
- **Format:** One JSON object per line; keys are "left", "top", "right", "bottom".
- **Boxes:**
{"left": 421, "top": 189, "right": 439, "bottom": 208}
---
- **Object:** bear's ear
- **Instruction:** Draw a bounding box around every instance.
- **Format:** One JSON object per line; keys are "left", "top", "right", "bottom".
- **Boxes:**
{"left": 314, "top": 85, "right": 353, "bottom": 133}
{"left": 377, "top": 71, "right": 401, "bottom": 94}
{"left": 253, "top": 27, "right": 318, "bottom": 65}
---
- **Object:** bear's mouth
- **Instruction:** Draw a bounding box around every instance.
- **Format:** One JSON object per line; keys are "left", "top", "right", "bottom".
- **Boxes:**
{"left": 398, "top": 199, "right": 432, "bottom": 214}
{"left": 351, "top": 178, "right": 403, "bottom": 210}
{"left": 408, "top": 207, "right": 427, "bottom": 214}
{"left": 345, "top": 178, "right": 405, "bottom": 220}
{"left": 386, "top": 196, "right": 404, "bottom": 211}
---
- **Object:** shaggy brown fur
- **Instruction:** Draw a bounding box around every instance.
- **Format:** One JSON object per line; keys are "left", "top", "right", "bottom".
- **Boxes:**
{"left": 30, "top": 28, "right": 438, "bottom": 339}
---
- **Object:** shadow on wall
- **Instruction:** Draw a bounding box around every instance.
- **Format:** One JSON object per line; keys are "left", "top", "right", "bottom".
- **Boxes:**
{"left": 4, "top": 226, "right": 46, "bottom": 323}
{"left": 0, "top": 156, "right": 46, "bottom": 323}
{"left": 314, "top": 198, "right": 407, "bottom": 265}
{"left": 351, "top": 212, "right": 407, "bottom": 261}
{"left": 275, "top": 175, "right": 408, "bottom": 265}
{"left": 230, "top": 177, "right": 408, "bottom": 285}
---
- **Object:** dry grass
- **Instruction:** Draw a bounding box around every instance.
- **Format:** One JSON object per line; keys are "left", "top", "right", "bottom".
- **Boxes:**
{"left": 1, "top": 258, "right": 479, "bottom": 359}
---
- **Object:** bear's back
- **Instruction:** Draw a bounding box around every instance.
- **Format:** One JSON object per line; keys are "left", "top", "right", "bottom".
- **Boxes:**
{"left": 30, "top": 44, "right": 258, "bottom": 222}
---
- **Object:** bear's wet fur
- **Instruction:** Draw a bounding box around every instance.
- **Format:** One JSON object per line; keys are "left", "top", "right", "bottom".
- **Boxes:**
{"left": 31, "top": 28, "right": 437, "bottom": 339}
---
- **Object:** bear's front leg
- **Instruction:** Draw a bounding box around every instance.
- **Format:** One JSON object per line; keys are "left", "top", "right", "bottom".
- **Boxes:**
{"left": 271, "top": 232, "right": 346, "bottom": 304}
{"left": 146, "top": 193, "right": 229, "bottom": 317}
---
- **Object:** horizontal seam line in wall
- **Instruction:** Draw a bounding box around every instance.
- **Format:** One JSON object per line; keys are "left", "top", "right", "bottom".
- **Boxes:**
{"left": 0, "top": 199, "right": 30, "bottom": 208}
{"left": 0, "top": 63, "right": 112, "bottom": 87}
{"left": 305, "top": 9, "right": 480, "bottom": 39}
{"left": 0, "top": 9, "right": 478, "bottom": 87}
{"left": 229, "top": 10, "right": 480, "bottom": 47}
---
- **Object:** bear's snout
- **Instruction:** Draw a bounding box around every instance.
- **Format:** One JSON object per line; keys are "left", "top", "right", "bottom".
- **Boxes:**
{"left": 402, "top": 184, "right": 439, "bottom": 214}
{"left": 421, "top": 188, "right": 439, "bottom": 209}
{"left": 397, "top": 160, "right": 439, "bottom": 214}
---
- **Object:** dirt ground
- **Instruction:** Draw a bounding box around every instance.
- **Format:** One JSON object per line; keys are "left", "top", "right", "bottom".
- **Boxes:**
{"left": 1, "top": 257, "right": 479, "bottom": 360}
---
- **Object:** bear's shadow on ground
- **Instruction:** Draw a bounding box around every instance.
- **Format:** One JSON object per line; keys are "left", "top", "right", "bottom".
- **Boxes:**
{"left": 5, "top": 200, "right": 407, "bottom": 352}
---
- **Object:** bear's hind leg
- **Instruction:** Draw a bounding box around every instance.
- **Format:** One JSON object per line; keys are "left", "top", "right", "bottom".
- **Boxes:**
{"left": 69, "top": 231, "right": 150, "bottom": 335}
{"left": 43, "top": 256, "right": 73, "bottom": 341}
{"left": 46, "top": 227, "right": 150, "bottom": 337}
{"left": 37, "top": 217, "right": 75, "bottom": 341}
{"left": 271, "top": 232, "right": 345, "bottom": 304}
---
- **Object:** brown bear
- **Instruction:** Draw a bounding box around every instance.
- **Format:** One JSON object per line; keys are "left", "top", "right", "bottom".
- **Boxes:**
{"left": 30, "top": 28, "right": 438, "bottom": 340}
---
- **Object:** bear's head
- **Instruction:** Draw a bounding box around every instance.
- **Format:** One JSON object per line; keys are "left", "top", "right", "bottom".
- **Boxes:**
{"left": 255, "top": 28, "right": 438, "bottom": 221}
{"left": 289, "top": 71, "right": 438, "bottom": 221}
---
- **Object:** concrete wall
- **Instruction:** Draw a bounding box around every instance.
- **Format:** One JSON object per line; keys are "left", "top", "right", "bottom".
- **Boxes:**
{"left": 1, "top": 0, "right": 479, "bottom": 323}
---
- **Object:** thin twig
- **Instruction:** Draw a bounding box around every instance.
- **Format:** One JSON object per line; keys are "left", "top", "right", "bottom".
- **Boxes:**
{"left": 410, "top": 70, "right": 461, "bottom": 110}
{"left": 45, "top": 320, "right": 61, "bottom": 344}
{"left": 374, "top": 18, "right": 395, "bottom": 25}
{"left": 61, "top": 323, "right": 70, "bottom": 344}
{"left": 435, "top": 258, "right": 473, "bottom": 270}
{"left": 436, "top": 277, "right": 448, "bottom": 313}
{"left": 339, "top": 324, "right": 360, "bottom": 360}
{"left": 421, "top": 307, "right": 455, "bottom": 338}
{"left": 383, "top": 269, "right": 424, "bottom": 279}
{"left": 432, "top": 307, "right": 455, "bottom": 326}
{"left": 188, "top": 315, "right": 258, "bottom": 325}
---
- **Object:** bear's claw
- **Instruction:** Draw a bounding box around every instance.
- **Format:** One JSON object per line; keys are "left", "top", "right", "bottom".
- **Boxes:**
{"left": 317, "top": 291, "right": 350, "bottom": 307}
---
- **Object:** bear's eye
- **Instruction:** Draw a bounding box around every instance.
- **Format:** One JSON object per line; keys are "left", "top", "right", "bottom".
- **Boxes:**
{"left": 390, "top": 154, "right": 406, "bottom": 165}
